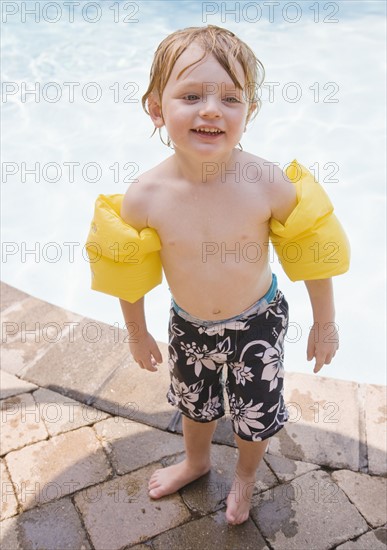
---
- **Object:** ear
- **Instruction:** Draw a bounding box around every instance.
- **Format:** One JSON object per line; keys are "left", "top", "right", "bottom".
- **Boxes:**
{"left": 245, "top": 101, "right": 258, "bottom": 126}
{"left": 147, "top": 93, "right": 164, "bottom": 128}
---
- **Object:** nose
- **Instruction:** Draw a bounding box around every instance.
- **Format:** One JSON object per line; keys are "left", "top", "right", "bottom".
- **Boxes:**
{"left": 199, "top": 98, "right": 222, "bottom": 119}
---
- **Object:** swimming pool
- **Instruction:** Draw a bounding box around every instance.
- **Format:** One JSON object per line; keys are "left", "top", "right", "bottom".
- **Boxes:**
{"left": 1, "top": 0, "right": 386, "bottom": 385}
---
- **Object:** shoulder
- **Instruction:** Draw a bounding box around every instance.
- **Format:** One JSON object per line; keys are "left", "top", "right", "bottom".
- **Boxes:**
{"left": 121, "top": 164, "right": 165, "bottom": 230}
{"left": 237, "top": 152, "right": 291, "bottom": 187}
{"left": 239, "top": 152, "right": 297, "bottom": 223}
{"left": 121, "top": 177, "right": 151, "bottom": 231}
{"left": 259, "top": 157, "right": 298, "bottom": 225}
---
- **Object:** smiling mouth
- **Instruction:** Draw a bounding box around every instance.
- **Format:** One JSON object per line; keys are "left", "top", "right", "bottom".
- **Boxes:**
{"left": 192, "top": 128, "right": 225, "bottom": 136}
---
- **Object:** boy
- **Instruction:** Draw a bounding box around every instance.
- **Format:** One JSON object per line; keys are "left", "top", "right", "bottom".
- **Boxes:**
{"left": 86, "top": 25, "right": 350, "bottom": 525}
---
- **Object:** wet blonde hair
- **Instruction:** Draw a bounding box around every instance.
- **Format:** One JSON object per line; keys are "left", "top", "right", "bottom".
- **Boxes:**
{"left": 142, "top": 25, "right": 265, "bottom": 132}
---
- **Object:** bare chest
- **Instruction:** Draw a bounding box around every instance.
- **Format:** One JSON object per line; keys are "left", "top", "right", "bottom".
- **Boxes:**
{"left": 148, "top": 182, "right": 271, "bottom": 249}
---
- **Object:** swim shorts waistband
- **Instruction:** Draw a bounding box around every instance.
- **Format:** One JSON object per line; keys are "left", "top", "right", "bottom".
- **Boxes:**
{"left": 171, "top": 273, "right": 278, "bottom": 327}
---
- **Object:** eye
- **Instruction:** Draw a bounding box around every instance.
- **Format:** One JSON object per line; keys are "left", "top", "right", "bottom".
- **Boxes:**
{"left": 183, "top": 94, "right": 200, "bottom": 101}
{"left": 224, "top": 96, "right": 240, "bottom": 103}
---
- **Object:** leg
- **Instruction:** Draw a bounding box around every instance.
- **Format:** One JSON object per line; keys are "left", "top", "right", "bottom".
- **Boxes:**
{"left": 153, "top": 305, "right": 225, "bottom": 499}
{"left": 148, "top": 415, "right": 217, "bottom": 499}
{"left": 224, "top": 288, "right": 289, "bottom": 523}
{"left": 226, "top": 434, "right": 269, "bottom": 524}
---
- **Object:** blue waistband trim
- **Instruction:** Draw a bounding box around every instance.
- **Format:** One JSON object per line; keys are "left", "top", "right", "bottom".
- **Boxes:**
{"left": 171, "top": 273, "right": 278, "bottom": 327}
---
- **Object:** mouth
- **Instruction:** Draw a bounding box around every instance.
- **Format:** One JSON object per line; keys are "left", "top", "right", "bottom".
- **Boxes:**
{"left": 191, "top": 127, "right": 225, "bottom": 137}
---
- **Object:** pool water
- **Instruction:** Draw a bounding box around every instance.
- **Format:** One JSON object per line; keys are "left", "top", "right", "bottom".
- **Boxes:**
{"left": 1, "top": 1, "right": 386, "bottom": 385}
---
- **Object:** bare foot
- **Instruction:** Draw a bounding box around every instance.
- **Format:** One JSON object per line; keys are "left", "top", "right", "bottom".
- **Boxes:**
{"left": 148, "top": 459, "right": 210, "bottom": 499}
{"left": 226, "top": 471, "right": 256, "bottom": 525}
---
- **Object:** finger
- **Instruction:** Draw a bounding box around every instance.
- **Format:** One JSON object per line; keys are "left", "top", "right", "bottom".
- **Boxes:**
{"left": 324, "top": 353, "right": 335, "bottom": 365}
{"left": 151, "top": 345, "right": 163, "bottom": 364}
{"left": 313, "top": 353, "right": 327, "bottom": 373}
{"left": 134, "top": 357, "right": 156, "bottom": 372}
{"left": 146, "top": 364, "right": 158, "bottom": 372}
{"left": 306, "top": 344, "right": 315, "bottom": 361}
{"left": 313, "top": 361, "right": 323, "bottom": 374}
{"left": 144, "top": 358, "right": 158, "bottom": 372}
{"left": 150, "top": 357, "right": 159, "bottom": 370}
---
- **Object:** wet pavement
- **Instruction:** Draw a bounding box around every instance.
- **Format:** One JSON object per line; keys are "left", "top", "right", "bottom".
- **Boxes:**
{"left": 1, "top": 281, "right": 386, "bottom": 550}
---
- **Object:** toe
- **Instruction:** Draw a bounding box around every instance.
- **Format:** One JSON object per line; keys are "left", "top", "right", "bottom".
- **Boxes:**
{"left": 148, "top": 478, "right": 160, "bottom": 489}
{"left": 226, "top": 510, "right": 236, "bottom": 525}
{"left": 148, "top": 472, "right": 160, "bottom": 486}
{"left": 149, "top": 487, "right": 162, "bottom": 499}
{"left": 242, "top": 513, "right": 249, "bottom": 524}
{"left": 236, "top": 512, "right": 249, "bottom": 525}
{"left": 149, "top": 469, "right": 161, "bottom": 480}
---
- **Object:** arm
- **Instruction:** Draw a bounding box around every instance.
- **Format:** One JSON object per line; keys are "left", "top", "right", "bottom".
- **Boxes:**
{"left": 119, "top": 183, "right": 163, "bottom": 372}
{"left": 119, "top": 296, "right": 163, "bottom": 372}
{"left": 304, "top": 278, "right": 338, "bottom": 374}
{"left": 268, "top": 162, "right": 341, "bottom": 374}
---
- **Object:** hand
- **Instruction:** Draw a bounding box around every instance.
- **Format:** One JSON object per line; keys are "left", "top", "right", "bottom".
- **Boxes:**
{"left": 307, "top": 321, "right": 339, "bottom": 374}
{"left": 129, "top": 331, "right": 163, "bottom": 372}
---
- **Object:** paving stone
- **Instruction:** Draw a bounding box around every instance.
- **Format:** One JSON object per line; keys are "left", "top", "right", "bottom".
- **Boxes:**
{"left": 94, "top": 416, "right": 184, "bottom": 474}
{"left": 264, "top": 453, "right": 320, "bottom": 483}
{"left": 1, "top": 392, "right": 48, "bottom": 455}
{"left": 365, "top": 384, "right": 387, "bottom": 475}
{"left": 152, "top": 509, "right": 269, "bottom": 550}
{"left": 5, "top": 426, "right": 112, "bottom": 510}
{"left": 74, "top": 463, "right": 191, "bottom": 549}
{"left": 1, "top": 459, "right": 18, "bottom": 520}
{"left": 32, "top": 387, "right": 110, "bottom": 437}
{"left": 91, "top": 343, "right": 174, "bottom": 430}
{"left": 127, "top": 545, "right": 153, "bottom": 550}
{"left": 0, "top": 370, "right": 37, "bottom": 400}
{"left": 1, "top": 296, "right": 83, "bottom": 377}
{"left": 212, "top": 414, "right": 238, "bottom": 446}
{"left": 0, "top": 516, "right": 22, "bottom": 550}
{"left": 269, "top": 372, "right": 361, "bottom": 470}
{"left": 20, "top": 315, "right": 129, "bottom": 404}
{"left": 0, "top": 281, "right": 30, "bottom": 313}
{"left": 17, "top": 497, "right": 91, "bottom": 549}
{"left": 2, "top": 283, "right": 385, "bottom": 550}
{"left": 336, "top": 524, "right": 387, "bottom": 549}
{"left": 250, "top": 469, "right": 368, "bottom": 549}
{"left": 163, "top": 444, "right": 277, "bottom": 516}
{"left": 168, "top": 409, "right": 236, "bottom": 446}
{"left": 332, "top": 470, "right": 387, "bottom": 528}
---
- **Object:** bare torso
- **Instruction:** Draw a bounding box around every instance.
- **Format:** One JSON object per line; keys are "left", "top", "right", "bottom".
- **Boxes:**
{"left": 138, "top": 151, "right": 275, "bottom": 320}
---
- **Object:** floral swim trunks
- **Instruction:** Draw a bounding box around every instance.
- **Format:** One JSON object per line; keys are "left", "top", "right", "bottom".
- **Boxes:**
{"left": 167, "top": 273, "right": 290, "bottom": 442}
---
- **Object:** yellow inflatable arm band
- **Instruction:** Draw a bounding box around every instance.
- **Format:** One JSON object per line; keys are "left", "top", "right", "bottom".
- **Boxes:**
{"left": 85, "top": 194, "right": 162, "bottom": 303}
{"left": 269, "top": 159, "right": 350, "bottom": 281}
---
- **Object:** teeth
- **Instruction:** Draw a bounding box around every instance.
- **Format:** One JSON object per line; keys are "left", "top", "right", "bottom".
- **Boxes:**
{"left": 195, "top": 128, "right": 222, "bottom": 133}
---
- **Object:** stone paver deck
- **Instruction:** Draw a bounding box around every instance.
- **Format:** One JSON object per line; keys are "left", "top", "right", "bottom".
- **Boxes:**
{"left": 1, "top": 281, "right": 386, "bottom": 549}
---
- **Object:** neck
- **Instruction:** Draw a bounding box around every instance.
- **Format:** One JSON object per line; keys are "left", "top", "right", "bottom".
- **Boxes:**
{"left": 171, "top": 148, "right": 241, "bottom": 185}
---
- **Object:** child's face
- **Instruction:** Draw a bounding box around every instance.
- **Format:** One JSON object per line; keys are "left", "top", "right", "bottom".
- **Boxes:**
{"left": 149, "top": 42, "right": 252, "bottom": 157}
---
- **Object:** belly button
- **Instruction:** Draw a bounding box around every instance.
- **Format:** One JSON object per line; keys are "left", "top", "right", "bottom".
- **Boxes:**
{"left": 213, "top": 308, "right": 221, "bottom": 314}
